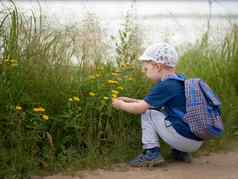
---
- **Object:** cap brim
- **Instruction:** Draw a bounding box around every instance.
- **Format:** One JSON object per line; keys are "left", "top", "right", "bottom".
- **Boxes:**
{"left": 138, "top": 55, "right": 154, "bottom": 61}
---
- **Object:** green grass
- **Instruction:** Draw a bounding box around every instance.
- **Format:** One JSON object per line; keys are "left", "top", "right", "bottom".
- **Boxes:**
{"left": 0, "top": 1, "right": 238, "bottom": 178}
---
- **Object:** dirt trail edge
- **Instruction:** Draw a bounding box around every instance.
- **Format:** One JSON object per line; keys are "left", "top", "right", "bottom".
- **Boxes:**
{"left": 37, "top": 151, "right": 238, "bottom": 179}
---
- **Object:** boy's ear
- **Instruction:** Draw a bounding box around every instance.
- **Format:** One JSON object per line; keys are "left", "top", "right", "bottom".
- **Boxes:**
{"left": 153, "top": 63, "right": 161, "bottom": 71}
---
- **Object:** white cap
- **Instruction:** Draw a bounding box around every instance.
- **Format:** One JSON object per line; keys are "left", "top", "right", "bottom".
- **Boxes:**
{"left": 138, "top": 42, "right": 179, "bottom": 67}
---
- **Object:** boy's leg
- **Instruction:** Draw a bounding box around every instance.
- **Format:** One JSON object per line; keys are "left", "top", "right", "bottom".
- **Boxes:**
{"left": 141, "top": 110, "right": 160, "bottom": 149}
{"left": 171, "top": 148, "right": 192, "bottom": 163}
{"left": 128, "top": 110, "right": 165, "bottom": 167}
{"left": 147, "top": 109, "right": 203, "bottom": 153}
{"left": 146, "top": 109, "right": 203, "bottom": 163}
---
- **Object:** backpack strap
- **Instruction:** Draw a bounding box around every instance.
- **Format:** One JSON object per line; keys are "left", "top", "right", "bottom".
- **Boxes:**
{"left": 199, "top": 80, "right": 221, "bottom": 106}
{"left": 164, "top": 74, "right": 185, "bottom": 82}
{"left": 167, "top": 76, "right": 221, "bottom": 106}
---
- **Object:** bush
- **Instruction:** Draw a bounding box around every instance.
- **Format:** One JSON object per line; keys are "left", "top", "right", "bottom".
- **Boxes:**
{"left": 0, "top": 1, "right": 238, "bottom": 178}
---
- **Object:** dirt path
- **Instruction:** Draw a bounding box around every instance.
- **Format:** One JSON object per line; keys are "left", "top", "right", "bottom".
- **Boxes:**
{"left": 39, "top": 151, "right": 238, "bottom": 179}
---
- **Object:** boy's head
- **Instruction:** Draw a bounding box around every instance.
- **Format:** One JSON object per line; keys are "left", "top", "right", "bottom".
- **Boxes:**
{"left": 138, "top": 42, "right": 179, "bottom": 82}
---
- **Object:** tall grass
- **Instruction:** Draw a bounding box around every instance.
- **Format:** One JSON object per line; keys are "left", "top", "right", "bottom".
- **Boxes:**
{"left": 177, "top": 25, "right": 238, "bottom": 149}
{"left": 0, "top": 1, "right": 238, "bottom": 178}
{"left": 0, "top": 2, "right": 145, "bottom": 178}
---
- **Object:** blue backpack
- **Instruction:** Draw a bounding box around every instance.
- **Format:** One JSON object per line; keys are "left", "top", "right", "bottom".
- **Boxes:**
{"left": 168, "top": 75, "right": 224, "bottom": 140}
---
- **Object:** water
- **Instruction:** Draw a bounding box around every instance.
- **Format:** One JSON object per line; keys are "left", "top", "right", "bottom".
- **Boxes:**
{"left": 1, "top": 0, "right": 238, "bottom": 46}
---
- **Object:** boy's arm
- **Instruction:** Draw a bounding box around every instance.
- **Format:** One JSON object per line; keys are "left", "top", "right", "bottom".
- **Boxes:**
{"left": 117, "top": 96, "right": 142, "bottom": 103}
{"left": 112, "top": 98, "right": 149, "bottom": 114}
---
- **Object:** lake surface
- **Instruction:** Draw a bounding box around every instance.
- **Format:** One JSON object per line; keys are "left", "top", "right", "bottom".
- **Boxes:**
{"left": 1, "top": 0, "right": 238, "bottom": 46}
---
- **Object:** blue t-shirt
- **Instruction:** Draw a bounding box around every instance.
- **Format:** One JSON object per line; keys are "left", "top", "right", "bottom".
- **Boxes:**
{"left": 144, "top": 77, "right": 202, "bottom": 141}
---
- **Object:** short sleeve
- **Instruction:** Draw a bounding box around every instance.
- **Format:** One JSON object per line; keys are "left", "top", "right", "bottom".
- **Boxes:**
{"left": 144, "top": 81, "right": 176, "bottom": 108}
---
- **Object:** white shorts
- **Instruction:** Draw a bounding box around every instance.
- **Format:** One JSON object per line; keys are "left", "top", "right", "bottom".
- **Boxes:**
{"left": 141, "top": 109, "right": 203, "bottom": 152}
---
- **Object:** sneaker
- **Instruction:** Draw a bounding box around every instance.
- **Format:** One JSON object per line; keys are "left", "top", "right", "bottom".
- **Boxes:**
{"left": 171, "top": 149, "right": 192, "bottom": 163}
{"left": 128, "top": 147, "right": 165, "bottom": 167}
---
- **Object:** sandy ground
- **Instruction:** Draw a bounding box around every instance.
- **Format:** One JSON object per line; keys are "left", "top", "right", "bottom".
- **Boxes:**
{"left": 34, "top": 151, "right": 238, "bottom": 179}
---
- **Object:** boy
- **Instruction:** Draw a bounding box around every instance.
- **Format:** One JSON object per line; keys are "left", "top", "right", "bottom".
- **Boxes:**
{"left": 112, "top": 42, "right": 203, "bottom": 167}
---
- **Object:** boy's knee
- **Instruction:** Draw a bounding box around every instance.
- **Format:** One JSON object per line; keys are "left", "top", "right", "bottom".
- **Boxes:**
{"left": 141, "top": 109, "right": 165, "bottom": 119}
{"left": 141, "top": 109, "right": 152, "bottom": 118}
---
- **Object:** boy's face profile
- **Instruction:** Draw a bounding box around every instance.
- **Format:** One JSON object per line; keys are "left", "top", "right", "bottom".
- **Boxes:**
{"left": 142, "top": 61, "right": 162, "bottom": 82}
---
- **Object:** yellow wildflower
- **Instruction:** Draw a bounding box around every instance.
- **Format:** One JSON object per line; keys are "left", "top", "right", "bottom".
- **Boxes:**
{"left": 16, "top": 105, "right": 22, "bottom": 112}
{"left": 112, "top": 72, "right": 119, "bottom": 76}
{"left": 73, "top": 96, "right": 80, "bottom": 102}
{"left": 117, "top": 86, "right": 124, "bottom": 91}
{"left": 89, "top": 92, "right": 96, "bottom": 96}
{"left": 107, "top": 80, "right": 119, "bottom": 85}
{"left": 68, "top": 98, "right": 73, "bottom": 102}
{"left": 10, "top": 59, "right": 17, "bottom": 63}
{"left": 112, "top": 93, "right": 118, "bottom": 98}
{"left": 5, "top": 59, "right": 18, "bottom": 65}
{"left": 33, "top": 107, "right": 45, "bottom": 113}
{"left": 121, "top": 63, "right": 131, "bottom": 68}
{"left": 103, "top": 97, "right": 109, "bottom": 100}
{"left": 101, "top": 97, "right": 110, "bottom": 104}
{"left": 128, "top": 77, "right": 133, "bottom": 81}
{"left": 112, "top": 90, "right": 119, "bottom": 95}
{"left": 5, "top": 59, "right": 10, "bottom": 64}
{"left": 42, "top": 114, "right": 49, "bottom": 121}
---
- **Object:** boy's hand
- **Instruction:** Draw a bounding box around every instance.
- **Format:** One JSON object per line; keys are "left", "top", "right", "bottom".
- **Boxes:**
{"left": 117, "top": 97, "right": 138, "bottom": 103}
{"left": 112, "top": 98, "right": 149, "bottom": 114}
{"left": 112, "top": 98, "right": 124, "bottom": 110}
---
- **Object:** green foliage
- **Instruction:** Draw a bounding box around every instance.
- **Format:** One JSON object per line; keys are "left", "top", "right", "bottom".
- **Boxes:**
{"left": 177, "top": 25, "right": 238, "bottom": 138}
{"left": 0, "top": 2, "right": 238, "bottom": 178}
{"left": 112, "top": 11, "right": 143, "bottom": 66}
